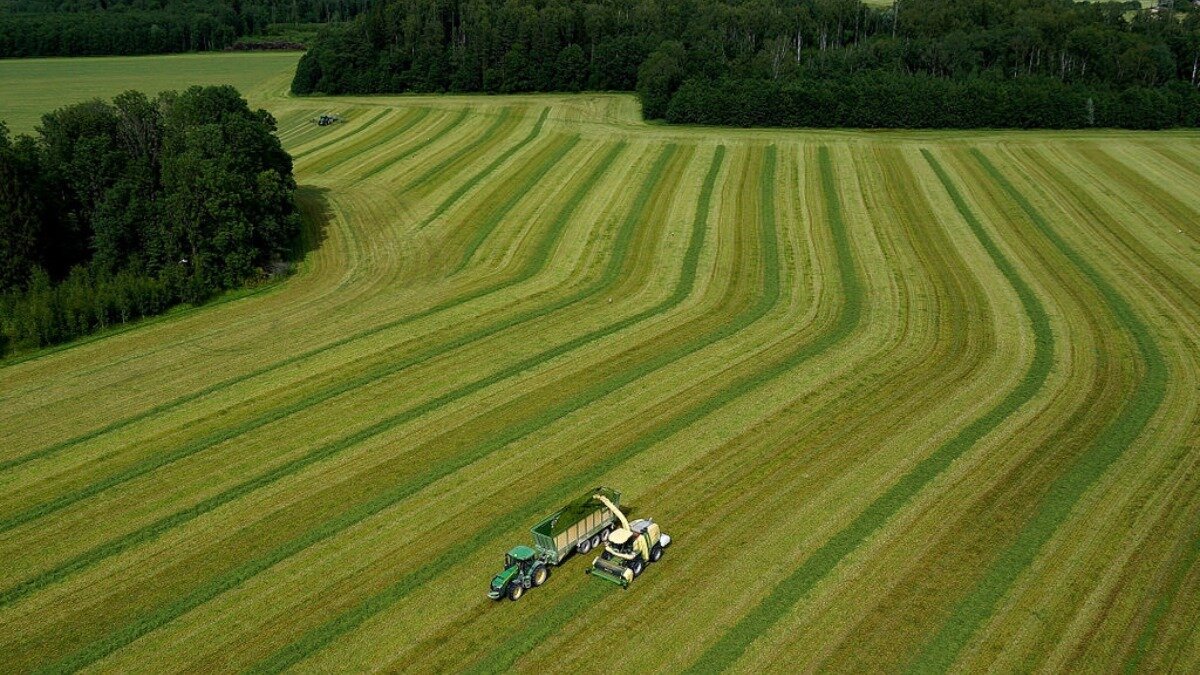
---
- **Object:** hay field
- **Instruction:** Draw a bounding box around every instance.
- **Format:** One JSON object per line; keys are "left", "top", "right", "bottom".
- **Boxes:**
{"left": 1, "top": 54, "right": 1199, "bottom": 672}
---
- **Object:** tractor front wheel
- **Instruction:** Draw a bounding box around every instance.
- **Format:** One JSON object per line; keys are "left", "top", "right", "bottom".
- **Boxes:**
{"left": 508, "top": 583, "right": 525, "bottom": 601}
{"left": 650, "top": 544, "right": 663, "bottom": 562}
{"left": 630, "top": 559, "right": 645, "bottom": 578}
{"left": 532, "top": 565, "right": 550, "bottom": 587}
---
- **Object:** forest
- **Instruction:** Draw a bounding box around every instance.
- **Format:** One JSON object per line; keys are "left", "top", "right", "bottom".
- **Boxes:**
{"left": 292, "top": 0, "right": 1200, "bottom": 129}
{"left": 0, "top": 0, "right": 369, "bottom": 56}
{"left": 0, "top": 86, "right": 300, "bottom": 356}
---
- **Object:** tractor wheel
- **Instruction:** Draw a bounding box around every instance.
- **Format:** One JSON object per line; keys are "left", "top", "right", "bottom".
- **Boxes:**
{"left": 532, "top": 565, "right": 550, "bottom": 587}
{"left": 578, "top": 538, "right": 592, "bottom": 554}
{"left": 650, "top": 544, "right": 663, "bottom": 562}
{"left": 590, "top": 534, "right": 601, "bottom": 549}
{"left": 630, "top": 559, "right": 645, "bottom": 578}
{"left": 508, "top": 583, "right": 525, "bottom": 601}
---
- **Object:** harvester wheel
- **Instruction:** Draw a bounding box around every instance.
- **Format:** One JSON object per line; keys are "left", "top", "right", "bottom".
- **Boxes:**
{"left": 590, "top": 534, "right": 601, "bottom": 549}
{"left": 532, "top": 566, "right": 549, "bottom": 587}
{"left": 650, "top": 544, "right": 663, "bottom": 562}
{"left": 508, "top": 583, "right": 525, "bottom": 601}
{"left": 630, "top": 559, "right": 645, "bottom": 578}
{"left": 578, "top": 538, "right": 592, "bottom": 554}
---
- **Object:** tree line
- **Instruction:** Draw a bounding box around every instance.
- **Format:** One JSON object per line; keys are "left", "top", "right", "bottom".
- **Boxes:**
{"left": 0, "top": 0, "right": 371, "bottom": 57}
{"left": 0, "top": 86, "right": 300, "bottom": 356}
{"left": 291, "top": 0, "right": 1200, "bottom": 129}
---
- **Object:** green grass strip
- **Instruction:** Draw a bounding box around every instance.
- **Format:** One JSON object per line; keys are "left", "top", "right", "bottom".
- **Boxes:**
{"left": 680, "top": 148, "right": 1055, "bottom": 672}
{"left": 453, "top": 134, "right": 581, "bottom": 272}
{"left": 1123, "top": 517, "right": 1200, "bottom": 673}
{"left": 360, "top": 107, "right": 469, "bottom": 180}
{"left": 36, "top": 145, "right": 678, "bottom": 674}
{"left": 402, "top": 108, "right": 513, "bottom": 192}
{"left": 292, "top": 108, "right": 394, "bottom": 161}
{"left": 0, "top": 143, "right": 629, "bottom": 608}
{"left": 417, "top": 108, "right": 552, "bottom": 231}
{"left": 906, "top": 149, "right": 1168, "bottom": 672}
{"left": 248, "top": 144, "right": 789, "bottom": 673}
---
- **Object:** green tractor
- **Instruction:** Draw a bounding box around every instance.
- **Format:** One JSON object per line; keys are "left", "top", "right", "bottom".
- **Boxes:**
{"left": 487, "top": 545, "right": 551, "bottom": 601}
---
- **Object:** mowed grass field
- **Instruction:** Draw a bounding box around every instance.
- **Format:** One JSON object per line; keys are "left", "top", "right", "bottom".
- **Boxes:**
{"left": 1, "top": 54, "right": 1199, "bottom": 672}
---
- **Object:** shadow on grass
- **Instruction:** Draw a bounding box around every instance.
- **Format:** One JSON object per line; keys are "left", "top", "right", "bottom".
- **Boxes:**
{"left": 291, "top": 184, "right": 332, "bottom": 262}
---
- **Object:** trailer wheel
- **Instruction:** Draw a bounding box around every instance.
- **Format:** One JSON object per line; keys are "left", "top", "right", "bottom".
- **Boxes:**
{"left": 590, "top": 534, "right": 601, "bottom": 549}
{"left": 508, "top": 583, "right": 524, "bottom": 601}
{"left": 532, "top": 565, "right": 549, "bottom": 587}
{"left": 600, "top": 527, "right": 611, "bottom": 542}
{"left": 577, "top": 538, "right": 592, "bottom": 554}
{"left": 650, "top": 544, "right": 663, "bottom": 562}
{"left": 630, "top": 559, "right": 645, "bottom": 578}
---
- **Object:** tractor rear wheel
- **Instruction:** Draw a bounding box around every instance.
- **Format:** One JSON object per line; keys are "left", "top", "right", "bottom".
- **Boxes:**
{"left": 508, "top": 583, "right": 524, "bottom": 601}
{"left": 532, "top": 566, "right": 549, "bottom": 587}
{"left": 630, "top": 559, "right": 645, "bottom": 578}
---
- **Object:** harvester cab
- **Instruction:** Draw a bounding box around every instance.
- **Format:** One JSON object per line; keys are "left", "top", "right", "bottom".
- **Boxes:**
{"left": 488, "top": 545, "right": 549, "bottom": 601}
{"left": 587, "top": 496, "right": 671, "bottom": 588}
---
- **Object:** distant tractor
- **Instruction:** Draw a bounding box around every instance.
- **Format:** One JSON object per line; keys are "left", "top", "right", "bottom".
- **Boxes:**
{"left": 488, "top": 487, "right": 622, "bottom": 601}
{"left": 587, "top": 493, "right": 671, "bottom": 588}
{"left": 315, "top": 114, "right": 342, "bottom": 126}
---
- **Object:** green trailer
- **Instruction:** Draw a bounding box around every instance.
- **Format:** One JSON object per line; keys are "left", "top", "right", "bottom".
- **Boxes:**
{"left": 488, "top": 487, "right": 621, "bottom": 601}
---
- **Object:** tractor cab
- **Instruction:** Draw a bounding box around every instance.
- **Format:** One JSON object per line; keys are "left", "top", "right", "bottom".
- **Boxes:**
{"left": 504, "top": 545, "right": 536, "bottom": 571}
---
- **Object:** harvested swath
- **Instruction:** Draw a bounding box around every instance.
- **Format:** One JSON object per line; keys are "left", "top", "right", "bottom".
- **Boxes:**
{"left": 0, "top": 53, "right": 1197, "bottom": 673}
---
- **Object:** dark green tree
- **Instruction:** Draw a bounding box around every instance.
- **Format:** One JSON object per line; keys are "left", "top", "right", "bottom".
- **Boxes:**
{"left": 637, "top": 41, "right": 687, "bottom": 119}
